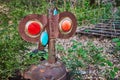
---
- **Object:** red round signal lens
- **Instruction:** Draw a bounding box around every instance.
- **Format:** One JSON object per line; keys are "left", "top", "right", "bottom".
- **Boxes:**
{"left": 61, "top": 20, "right": 71, "bottom": 32}
{"left": 28, "top": 22, "right": 41, "bottom": 35}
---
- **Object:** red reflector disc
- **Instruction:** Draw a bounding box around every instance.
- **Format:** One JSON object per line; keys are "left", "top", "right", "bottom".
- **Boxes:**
{"left": 61, "top": 20, "right": 71, "bottom": 32}
{"left": 28, "top": 22, "right": 41, "bottom": 35}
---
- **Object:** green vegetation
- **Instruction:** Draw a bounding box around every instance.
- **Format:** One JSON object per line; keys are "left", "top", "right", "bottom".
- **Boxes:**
{"left": 112, "top": 38, "right": 120, "bottom": 64}
{"left": 56, "top": 40, "right": 119, "bottom": 79}
{"left": 0, "top": 0, "right": 120, "bottom": 80}
{"left": 0, "top": 1, "right": 48, "bottom": 79}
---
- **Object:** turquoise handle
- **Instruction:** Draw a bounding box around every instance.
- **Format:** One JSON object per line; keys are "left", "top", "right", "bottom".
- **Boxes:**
{"left": 40, "top": 31, "right": 48, "bottom": 46}
{"left": 53, "top": 8, "right": 58, "bottom": 15}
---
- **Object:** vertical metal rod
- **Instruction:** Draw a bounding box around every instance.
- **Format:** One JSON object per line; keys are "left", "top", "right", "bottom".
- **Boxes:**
{"left": 48, "top": 39, "right": 56, "bottom": 63}
{"left": 38, "top": 42, "right": 44, "bottom": 50}
{"left": 48, "top": 7, "right": 56, "bottom": 64}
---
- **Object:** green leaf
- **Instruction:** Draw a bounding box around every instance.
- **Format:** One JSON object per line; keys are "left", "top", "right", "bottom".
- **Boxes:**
{"left": 84, "top": 29, "right": 90, "bottom": 32}
{"left": 72, "top": 44, "right": 77, "bottom": 49}
{"left": 43, "top": 54, "right": 48, "bottom": 60}
{"left": 114, "top": 67, "right": 119, "bottom": 73}
{"left": 105, "top": 60, "right": 113, "bottom": 67}
{"left": 110, "top": 70, "right": 116, "bottom": 79}
{"left": 78, "top": 48, "right": 87, "bottom": 58}
{"left": 112, "top": 38, "right": 120, "bottom": 42}
{"left": 68, "top": 48, "right": 74, "bottom": 53}
{"left": 82, "top": 52, "right": 87, "bottom": 58}
{"left": 117, "top": 42, "right": 120, "bottom": 47}
{"left": 100, "top": 63, "right": 105, "bottom": 66}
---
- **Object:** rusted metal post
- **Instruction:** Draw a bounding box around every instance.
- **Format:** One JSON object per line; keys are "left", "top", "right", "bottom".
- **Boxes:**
{"left": 38, "top": 42, "right": 44, "bottom": 50}
{"left": 48, "top": 39, "right": 56, "bottom": 63}
{"left": 19, "top": 3, "right": 77, "bottom": 79}
{"left": 48, "top": 7, "right": 58, "bottom": 64}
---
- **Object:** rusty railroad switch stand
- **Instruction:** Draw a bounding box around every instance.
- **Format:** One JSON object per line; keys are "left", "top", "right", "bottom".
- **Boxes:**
{"left": 19, "top": 7, "right": 77, "bottom": 80}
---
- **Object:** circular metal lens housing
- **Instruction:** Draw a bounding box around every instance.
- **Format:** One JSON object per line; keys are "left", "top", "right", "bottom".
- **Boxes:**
{"left": 25, "top": 21, "right": 43, "bottom": 38}
{"left": 59, "top": 17, "right": 72, "bottom": 34}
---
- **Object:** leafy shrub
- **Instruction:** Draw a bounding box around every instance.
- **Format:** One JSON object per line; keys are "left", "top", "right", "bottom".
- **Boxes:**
{"left": 111, "top": 38, "right": 120, "bottom": 61}
{"left": 0, "top": 1, "right": 48, "bottom": 80}
{"left": 58, "top": 0, "right": 113, "bottom": 25}
{"left": 56, "top": 40, "right": 119, "bottom": 79}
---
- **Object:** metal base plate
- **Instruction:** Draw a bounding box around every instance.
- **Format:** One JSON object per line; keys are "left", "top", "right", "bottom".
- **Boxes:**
{"left": 23, "top": 61, "right": 67, "bottom": 80}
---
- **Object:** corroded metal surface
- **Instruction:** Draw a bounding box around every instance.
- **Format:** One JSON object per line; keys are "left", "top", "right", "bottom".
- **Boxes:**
{"left": 48, "top": 14, "right": 59, "bottom": 39}
{"left": 58, "top": 11, "right": 77, "bottom": 39}
{"left": 47, "top": 7, "right": 59, "bottom": 64}
{"left": 18, "top": 14, "right": 47, "bottom": 43}
{"left": 19, "top": 6, "right": 77, "bottom": 80}
{"left": 23, "top": 61, "right": 67, "bottom": 80}
{"left": 48, "top": 39, "right": 56, "bottom": 63}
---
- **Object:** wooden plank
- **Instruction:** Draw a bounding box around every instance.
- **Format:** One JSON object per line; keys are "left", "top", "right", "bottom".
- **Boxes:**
{"left": 76, "top": 28, "right": 120, "bottom": 37}
{"left": 86, "top": 28, "right": 120, "bottom": 33}
{"left": 77, "top": 31, "right": 120, "bottom": 38}
{"left": 83, "top": 29, "right": 120, "bottom": 36}
{"left": 95, "top": 25, "right": 120, "bottom": 29}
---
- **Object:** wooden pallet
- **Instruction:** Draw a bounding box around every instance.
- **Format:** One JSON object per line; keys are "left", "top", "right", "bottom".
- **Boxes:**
{"left": 76, "top": 20, "right": 120, "bottom": 38}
